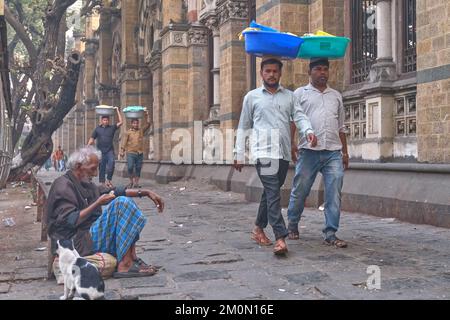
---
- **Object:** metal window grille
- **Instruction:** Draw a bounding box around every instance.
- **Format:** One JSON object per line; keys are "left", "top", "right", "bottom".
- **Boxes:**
{"left": 351, "top": 0, "right": 377, "bottom": 84}
{"left": 403, "top": 0, "right": 417, "bottom": 73}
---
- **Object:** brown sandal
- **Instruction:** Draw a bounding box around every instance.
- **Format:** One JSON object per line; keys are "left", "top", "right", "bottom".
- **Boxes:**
{"left": 251, "top": 231, "right": 273, "bottom": 246}
{"left": 324, "top": 235, "right": 347, "bottom": 248}
{"left": 273, "top": 239, "right": 288, "bottom": 255}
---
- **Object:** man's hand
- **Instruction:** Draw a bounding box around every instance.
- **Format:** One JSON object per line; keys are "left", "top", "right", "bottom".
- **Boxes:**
{"left": 96, "top": 193, "right": 116, "bottom": 206}
{"left": 342, "top": 153, "right": 349, "bottom": 170}
{"left": 307, "top": 133, "right": 317, "bottom": 147}
{"left": 233, "top": 160, "right": 244, "bottom": 172}
{"left": 291, "top": 146, "right": 298, "bottom": 163}
{"left": 119, "top": 151, "right": 125, "bottom": 159}
{"left": 145, "top": 190, "right": 164, "bottom": 213}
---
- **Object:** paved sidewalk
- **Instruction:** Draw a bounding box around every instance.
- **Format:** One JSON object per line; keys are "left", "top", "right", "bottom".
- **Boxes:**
{"left": 1, "top": 172, "right": 449, "bottom": 299}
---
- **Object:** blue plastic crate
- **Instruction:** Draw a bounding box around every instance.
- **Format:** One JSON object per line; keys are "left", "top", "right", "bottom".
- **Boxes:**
{"left": 243, "top": 30, "right": 304, "bottom": 59}
{"left": 297, "top": 36, "right": 350, "bottom": 59}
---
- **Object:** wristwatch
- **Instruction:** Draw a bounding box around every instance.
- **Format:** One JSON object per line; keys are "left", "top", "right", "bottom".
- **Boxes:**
{"left": 137, "top": 189, "right": 142, "bottom": 198}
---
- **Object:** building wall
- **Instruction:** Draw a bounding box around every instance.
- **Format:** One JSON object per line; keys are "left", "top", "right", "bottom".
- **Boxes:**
{"left": 56, "top": 0, "right": 449, "bottom": 166}
{"left": 416, "top": 0, "right": 450, "bottom": 163}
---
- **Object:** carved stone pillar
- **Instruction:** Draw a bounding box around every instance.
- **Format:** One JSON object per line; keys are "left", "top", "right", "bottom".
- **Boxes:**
{"left": 217, "top": 0, "right": 248, "bottom": 162}
{"left": 187, "top": 23, "right": 210, "bottom": 163}
{"left": 149, "top": 49, "right": 163, "bottom": 161}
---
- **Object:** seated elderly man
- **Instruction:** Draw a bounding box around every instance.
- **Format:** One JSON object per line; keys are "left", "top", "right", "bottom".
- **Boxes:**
{"left": 47, "top": 145, "right": 164, "bottom": 278}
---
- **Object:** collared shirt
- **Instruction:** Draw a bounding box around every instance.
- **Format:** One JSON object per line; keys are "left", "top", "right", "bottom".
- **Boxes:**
{"left": 122, "top": 128, "right": 144, "bottom": 154}
{"left": 235, "top": 85, "right": 313, "bottom": 162}
{"left": 294, "top": 83, "right": 346, "bottom": 151}
{"left": 91, "top": 124, "right": 119, "bottom": 153}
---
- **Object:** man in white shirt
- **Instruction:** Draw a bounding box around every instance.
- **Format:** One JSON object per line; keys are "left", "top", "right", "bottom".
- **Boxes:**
{"left": 234, "top": 57, "right": 317, "bottom": 255}
{"left": 288, "top": 57, "right": 349, "bottom": 248}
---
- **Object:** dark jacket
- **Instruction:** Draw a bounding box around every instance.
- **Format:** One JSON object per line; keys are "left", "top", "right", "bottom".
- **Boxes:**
{"left": 46, "top": 171, "right": 126, "bottom": 256}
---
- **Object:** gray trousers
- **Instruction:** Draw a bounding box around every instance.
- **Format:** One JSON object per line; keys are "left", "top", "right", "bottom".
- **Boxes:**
{"left": 255, "top": 158, "right": 289, "bottom": 240}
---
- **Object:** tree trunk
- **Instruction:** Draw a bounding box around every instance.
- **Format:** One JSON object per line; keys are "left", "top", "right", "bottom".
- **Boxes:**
{"left": 8, "top": 52, "right": 81, "bottom": 181}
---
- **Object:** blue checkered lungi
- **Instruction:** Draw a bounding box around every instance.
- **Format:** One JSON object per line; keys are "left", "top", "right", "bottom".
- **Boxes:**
{"left": 90, "top": 196, "right": 147, "bottom": 262}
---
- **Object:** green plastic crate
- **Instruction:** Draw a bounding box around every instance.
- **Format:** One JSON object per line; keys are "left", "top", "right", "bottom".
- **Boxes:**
{"left": 297, "top": 36, "right": 350, "bottom": 59}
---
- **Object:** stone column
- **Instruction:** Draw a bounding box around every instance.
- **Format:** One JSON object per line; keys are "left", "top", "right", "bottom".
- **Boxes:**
{"left": 137, "top": 66, "right": 152, "bottom": 159}
{"left": 97, "top": 7, "right": 114, "bottom": 106}
{"left": 83, "top": 37, "right": 99, "bottom": 144}
{"left": 62, "top": 120, "right": 69, "bottom": 154}
{"left": 149, "top": 50, "right": 163, "bottom": 161}
{"left": 367, "top": 0, "right": 397, "bottom": 83}
{"left": 203, "top": 15, "right": 220, "bottom": 122}
{"left": 160, "top": 23, "right": 190, "bottom": 161}
{"left": 360, "top": 0, "right": 396, "bottom": 161}
{"left": 67, "top": 112, "right": 76, "bottom": 155}
{"left": 74, "top": 109, "right": 85, "bottom": 150}
{"left": 217, "top": 0, "right": 248, "bottom": 163}
{"left": 187, "top": 23, "right": 210, "bottom": 163}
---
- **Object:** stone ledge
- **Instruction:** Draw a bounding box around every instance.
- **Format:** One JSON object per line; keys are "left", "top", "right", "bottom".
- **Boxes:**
{"left": 126, "top": 162, "right": 450, "bottom": 228}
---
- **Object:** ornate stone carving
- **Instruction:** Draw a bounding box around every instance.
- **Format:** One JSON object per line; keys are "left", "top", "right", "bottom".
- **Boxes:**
{"left": 217, "top": 0, "right": 248, "bottom": 25}
{"left": 188, "top": 27, "right": 209, "bottom": 46}
{"left": 149, "top": 51, "right": 162, "bottom": 71}
{"left": 162, "top": 31, "right": 188, "bottom": 51}
{"left": 98, "top": 83, "right": 120, "bottom": 100}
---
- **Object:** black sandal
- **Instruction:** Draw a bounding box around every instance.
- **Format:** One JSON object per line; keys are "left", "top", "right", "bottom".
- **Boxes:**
{"left": 134, "top": 257, "right": 162, "bottom": 270}
{"left": 113, "top": 261, "right": 158, "bottom": 278}
{"left": 288, "top": 230, "right": 300, "bottom": 240}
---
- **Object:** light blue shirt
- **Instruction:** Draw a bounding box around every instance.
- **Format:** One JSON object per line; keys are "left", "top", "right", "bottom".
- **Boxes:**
{"left": 294, "top": 83, "right": 346, "bottom": 151}
{"left": 235, "top": 85, "right": 314, "bottom": 162}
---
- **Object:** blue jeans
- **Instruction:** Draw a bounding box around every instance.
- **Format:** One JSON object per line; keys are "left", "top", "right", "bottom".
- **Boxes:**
{"left": 99, "top": 150, "right": 115, "bottom": 183}
{"left": 255, "top": 158, "right": 290, "bottom": 240}
{"left": 287, "top": 149, "right": 344, "bottom": 239}
{"left": 127, "top": 153, "right": 143, "bottom": 177}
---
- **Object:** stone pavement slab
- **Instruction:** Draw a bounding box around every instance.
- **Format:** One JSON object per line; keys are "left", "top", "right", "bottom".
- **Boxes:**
{"left": 1, "top": 172, "right": 449, "bottom": 300}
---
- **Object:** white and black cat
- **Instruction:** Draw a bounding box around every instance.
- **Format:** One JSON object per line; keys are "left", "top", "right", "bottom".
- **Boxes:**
{"left": 56, "top": 239, "right": 105, "bottom": 300}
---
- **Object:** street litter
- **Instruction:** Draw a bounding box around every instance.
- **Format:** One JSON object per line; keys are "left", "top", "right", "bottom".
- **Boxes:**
{"left": 278, "top": 289, "right": 286, "bottom": 292}
{"left": 24, "top": 206, "right": 32, "bottom": 210}
{"left": 30, "top": 202, "right": 37, "bottom": 206}
{"left": 189, "top": 203, "right": 198, "bottom": 206}
{"left": 179, "top": 187, "right": 186, "bottom": 191}
{"left": 318, "top": 204, "right": 325, "bottom": 211}
{"left": 177, "top": 224, "right": 184, "bottom": 228}
{"left": 186, "top": 241, "right": 193, "bottom": 244}
{"left": 2, "top": 217, "right": 16, "bottom": 227}
{"left": 381, "top": 218, "right": 395, "bottom": 222}
{"left": 35, "top": 247, "right": 47, "bottom": 251}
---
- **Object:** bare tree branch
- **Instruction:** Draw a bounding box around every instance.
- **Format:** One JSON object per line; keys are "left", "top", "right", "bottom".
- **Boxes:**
{"left": 4, "top": 4, "right": 38, "bottom": 67}
{"left": 80, "top": 0, "right": 102, "bottom": 17}
{"left": 7, "top": 34, "right": 20, "bottom": 58}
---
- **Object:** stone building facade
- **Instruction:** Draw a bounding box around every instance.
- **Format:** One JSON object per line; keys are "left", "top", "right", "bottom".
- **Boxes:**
{"left": 52, "top": 0, "right": 450, "bottom": 226}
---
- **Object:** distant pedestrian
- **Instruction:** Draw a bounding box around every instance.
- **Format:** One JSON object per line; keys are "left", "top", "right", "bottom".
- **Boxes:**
{"left": 55, "top": 146, "right": 64, "bottom": 172}
{"left": 119, "top": 112, "right": 151, "bottom": 188}
{"left": 88, "top": 107, "right": 123, "bottom": 188}
{"left": 44, "top": 157, "right": 52, "bottom": 171}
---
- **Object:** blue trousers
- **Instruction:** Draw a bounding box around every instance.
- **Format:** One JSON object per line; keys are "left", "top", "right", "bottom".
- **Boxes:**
{"left": 99, "top": 150, "right": 115, "bottom": 183}
{"left": 287, "top": 149, "right": 344, "bottom": 239}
